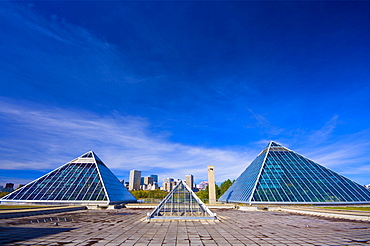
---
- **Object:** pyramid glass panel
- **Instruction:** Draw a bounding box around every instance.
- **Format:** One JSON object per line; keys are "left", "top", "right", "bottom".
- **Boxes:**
{"left": 147, "top": 180, "right": 217, "bottom": 220}
{"left": 1, "top": 151, "right": 136, "bottom": 205}
{"left": 219, "top": 141, "right": 370, "bottom": 204}
{"left": 219, "top": 151, "right": 267, "bottom": 203}
{"left": 97, "top": 162, "right": 135, "bottom": 202}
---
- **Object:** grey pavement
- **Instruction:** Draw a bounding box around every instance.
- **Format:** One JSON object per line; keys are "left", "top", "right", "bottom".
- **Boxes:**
{"left": 0, "top": 206, "right": 86, "bottom": 219}
{"left": 0, "top": 208, "right": 369, "bottom": 245}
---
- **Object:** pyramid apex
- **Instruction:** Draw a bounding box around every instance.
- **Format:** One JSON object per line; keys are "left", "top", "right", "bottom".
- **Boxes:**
{"left": 259, "top": 141, "right": 287, "bottom": 155}
{"left": 71, "top": 151, "right": 104, "bottom": 166}
{"left": 80, "top": 151, "right": 94, "bottom": 158}
{"left": 270, "top": 141, "right": 282, "bottom": 147}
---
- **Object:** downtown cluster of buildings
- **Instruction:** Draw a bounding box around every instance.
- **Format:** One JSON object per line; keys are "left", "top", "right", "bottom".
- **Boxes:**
{"left": 0, "top": 183, "right": 16, "bottom": 193}
{"left": 124, "top": 170, "right": 209, "bottom": 192}
{"left": 121, "top": 170, "right": 159, "bottom": 191}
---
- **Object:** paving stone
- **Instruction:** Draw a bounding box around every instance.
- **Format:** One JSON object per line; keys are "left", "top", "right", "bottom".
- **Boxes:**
{"left": 1, "top": 208, "right": 370, "bottom": 246}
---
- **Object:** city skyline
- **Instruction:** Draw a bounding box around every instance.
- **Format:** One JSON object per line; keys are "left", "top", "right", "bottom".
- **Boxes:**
{"left": 1, "top": 2, "right": 370, "bottom": 187}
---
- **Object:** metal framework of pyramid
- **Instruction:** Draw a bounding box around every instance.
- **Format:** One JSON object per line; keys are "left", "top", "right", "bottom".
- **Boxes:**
{"left": 147, "top": 180, "right": 217, "bottom": 220}
{"left": 219, "top": 141, "right": 370, "bottom": 205}
{"left": 1, "top": 151, "right": 137, "bottom": 205}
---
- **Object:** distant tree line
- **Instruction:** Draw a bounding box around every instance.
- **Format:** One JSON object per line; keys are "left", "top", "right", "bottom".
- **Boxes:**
{"left": 196, "top": 179, "right": 235, "bottom": 200}
{"left": 0, "top": 192, "right": 9, "bottom": 198}
{"left": 130, "top": 189, "right": 168, "bottom": 199}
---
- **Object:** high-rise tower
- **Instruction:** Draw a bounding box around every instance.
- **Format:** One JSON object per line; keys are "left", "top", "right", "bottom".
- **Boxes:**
{"left": 150, "top": 175, "right": 158, "bottom": 183}
{"left": 129, "top": 170, "right": 141, "bottom": 190}
{"left": 185, "top": 174, "right": 194, "bottom": 191}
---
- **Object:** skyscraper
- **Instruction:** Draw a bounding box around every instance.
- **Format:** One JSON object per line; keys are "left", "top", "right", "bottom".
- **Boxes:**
{"left": 162, "top": 178, "right": 176, "bottom": 191}
{"left": 163, "top": 182, "right": 173, "bottom": 191}
{"left": 144, "top": 176, "right": 154, "bottom": 185}
{"left": 185, "top": 175, "right": 194, "bottom": 190}
{"left": 129, "top": 170, "right": 141, "bottom": 190}
{"left": 150, "top": 175, "right": 158, "bottom": 183}
{"left": 4, "top": 183, "right": 14, "bottom": 193}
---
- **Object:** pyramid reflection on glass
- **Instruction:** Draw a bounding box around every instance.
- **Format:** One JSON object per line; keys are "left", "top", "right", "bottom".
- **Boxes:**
{"left": 147, "top": 180, "right": 217, "bottom": 220}
{"left": 219, "top": 141, "right": 370, "bottom": 204}
{"left": 1, "top": 151, "right": 137, "bottom": 205}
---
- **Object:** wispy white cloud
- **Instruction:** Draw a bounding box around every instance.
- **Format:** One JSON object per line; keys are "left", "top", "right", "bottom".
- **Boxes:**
{"left": 298, "top": 131, "right": 370, "bottom": 169}
{"left": 341, "top": 165, "right": 370, "bottom": 176}
{"left": 0, "top": 99, "right": 255, "bottom": 184}
{"left": 245, "top": 108, "right": 285, "bottom": 136}
{"left": 306, "top": 115, "right": 339, "bottom": 143}
{"left": 1, "top": 99, "right": 369, "bottom": 186}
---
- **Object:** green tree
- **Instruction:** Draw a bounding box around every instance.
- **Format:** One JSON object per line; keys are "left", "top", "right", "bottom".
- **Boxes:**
{"left": 196, "top": 179, "right": 235, "bottom": 201}
{"left": 0, "top": 192, "right": 9, "bottom": 198}
{"left": 130, "top": 189, "right": 168, "bottom": 199}
{"left": 219, "top": 179, "right": 235, "bottom": 197}
{"left": 196, "top": 187, "right": 209, "bottom": 200}
{"left": 196, "top": 184, "right": 220, "bottom": 200}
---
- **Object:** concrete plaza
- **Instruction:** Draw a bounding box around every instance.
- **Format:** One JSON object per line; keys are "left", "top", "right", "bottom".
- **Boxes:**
{"left": 0, "top": 208, "right": 369, "bottom": 245}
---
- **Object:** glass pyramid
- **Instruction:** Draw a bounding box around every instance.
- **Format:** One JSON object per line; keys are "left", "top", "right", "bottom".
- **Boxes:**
{"left": 219, "top": 141, "right": 370, "bottom": 205}
{"left": 147, "top": 180, "right": 217, "bottom": 220}
{"left": 1, "top": 151, "right": 137, "bottom": 205}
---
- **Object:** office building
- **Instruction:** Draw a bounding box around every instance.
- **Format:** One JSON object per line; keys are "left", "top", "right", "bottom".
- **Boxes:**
{"left": 185, "top": 175, "right": 194, "bottom": 190}
{"left": 150, "top": 175, "right": 158, "bottom": 183}
{"left": 162, "top": 178, "right": 183, "bottom": 191}
{"left": 129, "top": 170, "right": 141, "bottom": 191}
{"left": 5, "top": 183, "right": 14, "bottom": 189}
{"left": 162, "top": 181, "right": 173, "bottom": 191}
{"left": 3, "top": 183, "right": 14, "bottom": 193}
{"left": 0, "top": 151, "right": 137, "bottom": 205}
{"left": 144, "top": 176, "right": 154, "bottom": 185}
{"left": 219, "top": 141, "right": 370, "bottom": 204}
{"left": 163, "top": 178, "right": 174, "bottom": 183}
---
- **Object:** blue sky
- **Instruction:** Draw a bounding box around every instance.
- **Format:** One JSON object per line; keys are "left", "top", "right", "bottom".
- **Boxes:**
{"left": 1, "top": 1, "right": 370, "bottom": 187}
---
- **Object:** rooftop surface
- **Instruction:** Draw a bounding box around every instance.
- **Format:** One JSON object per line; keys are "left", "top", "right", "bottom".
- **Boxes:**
{"left": 0, "top": 208, "right": 369, "bottom": 245}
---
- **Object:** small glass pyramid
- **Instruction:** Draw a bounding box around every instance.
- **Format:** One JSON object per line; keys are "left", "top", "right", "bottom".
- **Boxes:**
{"left": 147, "top": 180, "right": 217, "bottom": 220}
{"left": 1, "top": 151, "right": 137, "bottom": 205}
{"left": 219, "top": 141, "right": 370, "bottom": 204}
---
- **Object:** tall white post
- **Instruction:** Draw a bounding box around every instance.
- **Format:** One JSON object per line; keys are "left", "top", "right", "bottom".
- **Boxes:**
{"left": 207, "top": 165, "right": 216, "bottom": 205}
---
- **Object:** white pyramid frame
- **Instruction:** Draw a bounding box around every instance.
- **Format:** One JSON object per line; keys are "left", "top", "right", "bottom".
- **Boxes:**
{"left": 147, "top": 180, "right": 217, "bottom": 220}
{"left": 1, "top": 151, "right": 137, "bottom": 205}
